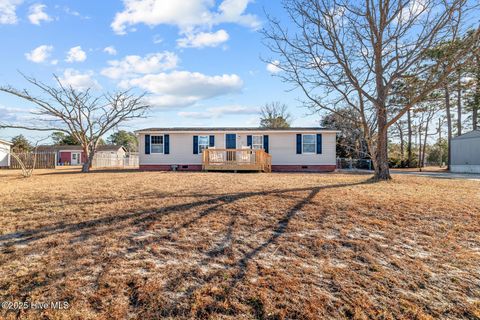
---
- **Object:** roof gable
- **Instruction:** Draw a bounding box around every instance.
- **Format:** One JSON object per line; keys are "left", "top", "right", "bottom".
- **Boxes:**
{"left": 36, "top": 145, "right": 126, "bottom": 152}
{"left": 0, "top": 139, "right": 12, "bottom": 146}
{"left": 452, "top": 130, "right": 480, "bottom": 140}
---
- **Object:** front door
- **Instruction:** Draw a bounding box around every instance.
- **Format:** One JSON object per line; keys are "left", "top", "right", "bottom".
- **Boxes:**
{"left": 71, "top": 152, "right": 80, "bottom": 165}
{"left": 225, "top": 134, "right": 236, "bottom": 162}
{"left": 225, "top": 134, "right": 236, "bottom": 149}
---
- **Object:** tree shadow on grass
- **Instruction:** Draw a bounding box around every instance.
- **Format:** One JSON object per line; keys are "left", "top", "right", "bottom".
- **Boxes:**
{"left": 0, "top": 179, "right": 373, "bottom": 318}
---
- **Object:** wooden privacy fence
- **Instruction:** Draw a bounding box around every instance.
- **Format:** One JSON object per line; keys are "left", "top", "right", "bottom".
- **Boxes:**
{"left": 92, "top": 152, "right": 139, "bottom": 169}
{"left": 10, "top": 152, "right": 56, "bottom": 169}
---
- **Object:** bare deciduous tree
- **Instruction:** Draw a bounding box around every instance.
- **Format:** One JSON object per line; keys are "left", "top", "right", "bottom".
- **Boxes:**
{"left": 0, "top": 74, "right": 149, "bottom": 172}
{"left": 264, "top": 0, "right": 479, "bottom": 180}
{"left": 260, "top": 102, "right": 292, "bottom": 128}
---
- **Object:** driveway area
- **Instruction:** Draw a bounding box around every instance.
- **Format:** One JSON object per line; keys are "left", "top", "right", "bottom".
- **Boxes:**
{"left": 391, "top": 170, "right": 480, "bottom": 181}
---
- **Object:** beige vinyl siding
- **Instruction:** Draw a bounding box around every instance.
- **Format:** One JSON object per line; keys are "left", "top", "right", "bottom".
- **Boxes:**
{"left": 139, "top": 133, "right": 225, "bottom": 165}
{"left": 139, "top": 131, "right": 336, "bottom": 166}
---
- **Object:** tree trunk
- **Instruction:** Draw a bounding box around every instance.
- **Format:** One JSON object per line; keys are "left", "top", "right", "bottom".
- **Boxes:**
{"left": 373, "top": 107, "right": 391, "bottom": 181}
{"left": 422, "top": 117, "right": 430, "bottom": 167}
{"left": 81, "top": 145, "right": 96, "bottom": 173}
{"left": 418, "top": 125, "right": 422, "bottom": 168}
{"left": 81, "top": 155, "right": 90, "bottom": 173}
{"left": 407, "top": 109, "right": 413, "bottom": 167}
{"left": 445, "top": 85, "right": 452, "bottom": 170}
{"left": 457, "top": 71, "right": 462, "bottom": 136}
{"left": 474, "top": 54, "right": 480, "bottom": 130}
{"left": 398, "top": 125, "right": 404, "bottom": 163}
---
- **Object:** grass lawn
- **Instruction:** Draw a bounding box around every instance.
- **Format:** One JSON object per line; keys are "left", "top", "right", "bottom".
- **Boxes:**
{"left": 0, "top": 169, "right": 479, "bottom": 319}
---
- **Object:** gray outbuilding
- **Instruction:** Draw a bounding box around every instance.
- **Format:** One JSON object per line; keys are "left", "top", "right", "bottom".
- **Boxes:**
{"left": 451, "top": 130, "right": 480, "bottom": 173}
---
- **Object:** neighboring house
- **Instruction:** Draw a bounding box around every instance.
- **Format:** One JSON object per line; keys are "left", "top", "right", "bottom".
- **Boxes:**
{"left": 451, "top": 130, "right": 480, "bottom": 173}
{"left": 37, "top": 145, "right": 127, "bottom": 165}
{"left": 0, "top": 139, "right": 12, "bottom": 168}
{"left": 135, "top": 127, "right": 339, "bottom": 172}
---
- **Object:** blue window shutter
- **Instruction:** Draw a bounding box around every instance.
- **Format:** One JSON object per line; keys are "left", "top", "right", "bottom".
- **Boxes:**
{"left": 296, "top": 134, "right": 302, "bottom": 154}
{"left": 145, "top": 134, "right": 150, "bottom": 155}
{"left": 193, "top": 136, "right": 198, "bottom": 154}
{"left": 263, "top": 135, "right": 269, "bottom": 153}
{"left": 164, "top": 134, "right": 170, "bottom": 154}
{"left": 316, "top": 134, "right": 322, "bottom": 154}
{"left": 247, "top": 135, "right": 252, "bottom": 147}
{"left": 209, "top": 135, "right": 215, "bottom": 147}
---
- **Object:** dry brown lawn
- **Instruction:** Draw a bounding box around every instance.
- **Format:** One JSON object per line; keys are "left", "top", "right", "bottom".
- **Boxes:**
{"left": 0, "top": 169, "right": 479, "bottom": 319}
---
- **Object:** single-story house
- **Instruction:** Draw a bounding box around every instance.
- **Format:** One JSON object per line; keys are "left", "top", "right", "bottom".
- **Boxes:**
{"left": 37, "top": 145, "right": 127, "bottom": 165}
{"left": 135, "top": 127, "right": 338, "bottom": 172}
{"left": 451, "top": 130, "right": 480, "bottom": 173}
{"left": 0, "top": 139, "right": 12, "bottom": 168}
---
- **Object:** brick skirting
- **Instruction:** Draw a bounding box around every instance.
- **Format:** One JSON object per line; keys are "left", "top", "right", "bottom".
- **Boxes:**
{"left": 140, "top": 164, "right": 336, "bottom": 172}
{"left": 139, "top": 164, "right": 203, "bottom": 171}
{"left": 271, "top": 165, "right": 336, "bottom": 172}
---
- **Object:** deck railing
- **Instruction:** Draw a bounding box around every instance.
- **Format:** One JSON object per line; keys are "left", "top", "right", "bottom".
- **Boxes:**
{"left": 202, "top": 148, "right": 272, "bottom": 172}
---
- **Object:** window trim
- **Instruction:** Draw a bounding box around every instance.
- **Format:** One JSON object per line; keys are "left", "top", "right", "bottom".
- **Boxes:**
{"left": 302, "top": 134, "right": 316, "bottom": 154}
{"left": 150, "top": 135, "right": 164, "bottom": 154}
{"left": 198, "top": 135, "right": 209, "bottom": 154}
{"left": 251, "top": 135, "right": 263, "bottom": 150}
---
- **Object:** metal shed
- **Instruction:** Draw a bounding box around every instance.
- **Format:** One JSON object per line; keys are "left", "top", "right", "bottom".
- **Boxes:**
{"left": 451, "top": 130, "right": 480, "bottom": 173}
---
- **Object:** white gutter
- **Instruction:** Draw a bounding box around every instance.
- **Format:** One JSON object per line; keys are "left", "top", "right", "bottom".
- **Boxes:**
{"left": 0, "top": 139, "right": 12, "bottom": 145}
{"left": 135, "top": 129, "right": 341, "bottom": 134}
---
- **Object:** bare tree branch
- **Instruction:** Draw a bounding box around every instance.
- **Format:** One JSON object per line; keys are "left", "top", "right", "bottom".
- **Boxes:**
{"left": 263, "top": 0, "right": 479, "bottom": 180}
{"left": 0, "top": 73, "right": 150, "bottom": 173}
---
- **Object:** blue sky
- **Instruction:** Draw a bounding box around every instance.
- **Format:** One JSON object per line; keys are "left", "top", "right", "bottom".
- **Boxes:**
{"left": 0, "top": 0, "right": 318, "bottom": 142}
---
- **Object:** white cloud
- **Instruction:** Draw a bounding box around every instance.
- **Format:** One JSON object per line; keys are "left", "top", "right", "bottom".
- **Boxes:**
{"left": 120, "top": 71, "right": 243, "bottom": 108}
{"left": 146, "top": 95, "right": 199, "bottom": 109}
{"left": 111, "top": 0, "right": 260, "bottom": 36}
{"left": 65, "top": 46, "right": 87, "bottom": 63}
{"left": 25, "top": 45, "right": 53, "bottom": 63}
{"left": 398, "top": 0, "right": 427, "bottom": 22}
{"left": 101, "top": 51, "right": 179, "bottom": 79}
{"left": 28, "top": 3, "right": 52, "bottom": 25}
{"left": 152, "top": 34, "right": 163, "bottom": 44}
{"left": 59, "top": 69, "right": 101, "bottom": 90}
{"left": 0, "top": 0, "right": 22, "bottom": 24}
{"left": 216, "top": 0, "right": 259, "bottom": 28}
{"left": 0, "top": 105, "right": 32, "bottom": 122}
{"left": 266, "top": 60, "right": 281, "bottom": 74}
{"left": 103, "top": 46, "right": 117, "bottom": 56}
{"left": 177, "top": 29, "right": 229, "bottom": 48}
{"left": 65, "top": 7, "right": 87, "bottom": 18}
{"left": 179, "top": 105, "right": 259, "bottom": 119}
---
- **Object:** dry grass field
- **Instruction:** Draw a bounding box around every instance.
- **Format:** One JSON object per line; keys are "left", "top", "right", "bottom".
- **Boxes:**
{"left": 0, "top": 169, "right": 479, "bottom": 319}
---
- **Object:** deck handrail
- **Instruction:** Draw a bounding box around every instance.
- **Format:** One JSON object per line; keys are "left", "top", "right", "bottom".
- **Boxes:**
{"left": 202, "top": 148, "right": 271, "bottom": 172}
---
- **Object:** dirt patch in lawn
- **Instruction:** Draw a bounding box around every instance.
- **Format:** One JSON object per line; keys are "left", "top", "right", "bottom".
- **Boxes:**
{"left": 0, "top": 170, "right": 479, "bottom": 319}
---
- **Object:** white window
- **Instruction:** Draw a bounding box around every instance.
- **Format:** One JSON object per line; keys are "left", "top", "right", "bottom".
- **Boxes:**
{"left": 302, "top": 134, "right": 316, "bottom": 154}
{"left": 252, "top": 135, "right": 263, "bottom": 150}
{"left": 151, "top": 135, "right": 164, "bottom": 154}
{"left": 198, "top": 135, "right": 209, "bottom": 153}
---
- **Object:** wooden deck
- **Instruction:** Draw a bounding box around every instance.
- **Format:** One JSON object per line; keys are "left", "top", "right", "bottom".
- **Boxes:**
{"left": 202, "top": 149, "right": 272, "bottom": 172}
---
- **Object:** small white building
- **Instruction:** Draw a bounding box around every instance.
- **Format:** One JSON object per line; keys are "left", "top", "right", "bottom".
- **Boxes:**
{"left": 0, "top": 139, "right": 12, "bottom": 168}
{"left": 451, "top": 130, "right": 480, "bottom": 173}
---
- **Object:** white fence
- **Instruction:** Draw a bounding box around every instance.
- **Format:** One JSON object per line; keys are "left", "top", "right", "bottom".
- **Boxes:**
{"left": 336, "top": 158, "right": 373, "bottom": 170}
{"left": 92, "top": 152, "right": 139, "bottom": 169}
